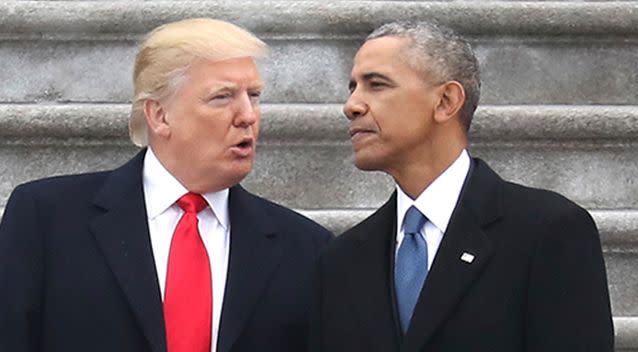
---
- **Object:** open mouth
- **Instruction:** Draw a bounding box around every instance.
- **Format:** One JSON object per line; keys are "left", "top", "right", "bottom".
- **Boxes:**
{"left": 231, "top": 137, "right": 255, "bottom": 156}
{"left": 237, "top": 139, "right": 253, "bottom": 149}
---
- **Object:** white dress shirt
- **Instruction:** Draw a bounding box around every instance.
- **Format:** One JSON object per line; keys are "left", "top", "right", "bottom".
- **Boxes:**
{"left": 396, "top": 149, "right": 471, "bottom": 270}
{"left": 142, "top": 148, "right": 230, "bottom": 352}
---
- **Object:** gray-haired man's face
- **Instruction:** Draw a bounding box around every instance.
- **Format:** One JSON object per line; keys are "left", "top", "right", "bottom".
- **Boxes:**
{"left": 344, "top": 36, "right": 444, "bottom": 174}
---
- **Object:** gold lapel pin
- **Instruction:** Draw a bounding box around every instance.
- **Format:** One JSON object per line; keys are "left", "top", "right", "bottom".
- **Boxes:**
{"left": 460, "top": 252, "right": 475, "bottom": 263}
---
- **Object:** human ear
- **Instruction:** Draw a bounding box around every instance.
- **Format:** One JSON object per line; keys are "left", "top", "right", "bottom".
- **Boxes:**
{"left": 434, "top": 81, "right": 465, "bottom": 124}
{"left": 143, "top": 99, "right": 171, "bottom": 138}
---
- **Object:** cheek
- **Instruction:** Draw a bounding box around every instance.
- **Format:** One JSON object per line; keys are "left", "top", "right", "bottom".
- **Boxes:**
{"left": 370, "top": 104, "right": 400, "bottom": 136}
{"left": 372, "top": 92, "right": 410, "bottom": 124}
{"left": 194, "top": 109, "right": 230, "bottom": 134}
{"left": 203, "top": 126, "right": 232, "bottom": 148}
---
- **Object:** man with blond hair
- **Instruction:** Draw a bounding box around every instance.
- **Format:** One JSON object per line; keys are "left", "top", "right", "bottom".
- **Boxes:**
{"left": 0, "top": 18, "right": 332, "bottom": 352}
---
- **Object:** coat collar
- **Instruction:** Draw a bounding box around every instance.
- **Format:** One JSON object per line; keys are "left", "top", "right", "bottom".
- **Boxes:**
{"left": 90, "top": 150, "right": 285, "bottom": 352}
{"left": 343, "top": 194, "right": 402, "bottom": 351}
{"left": 90, "top": 149, "right": 167, "bottom": 352}
{"left": 216, "top": 185, "right": 282, "bottom": 352}
{"left": 400, "top": 158, "right": 503, "bottom": 352}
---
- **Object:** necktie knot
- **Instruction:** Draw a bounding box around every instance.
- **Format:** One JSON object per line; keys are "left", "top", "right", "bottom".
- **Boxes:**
{"left": 176, "top": 193, "right": 208, "bottom": 214}
{"left": 404, "top": 206, "right": 427, "bottom": 235}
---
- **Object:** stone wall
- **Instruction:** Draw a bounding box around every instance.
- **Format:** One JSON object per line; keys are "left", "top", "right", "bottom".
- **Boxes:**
{"left": 1, "top": 1, "right": 636, "bottom": 349}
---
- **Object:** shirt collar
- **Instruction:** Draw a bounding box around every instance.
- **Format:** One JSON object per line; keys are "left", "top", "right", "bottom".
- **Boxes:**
{"left": 396, "top": 149, "right": 470, "bottom": 234}
{"left": 142, "top": 148, "right": 229, "bottom": 230}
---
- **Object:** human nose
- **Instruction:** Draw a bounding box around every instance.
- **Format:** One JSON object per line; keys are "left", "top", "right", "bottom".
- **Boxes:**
{"left": 343, "top": 90, "right": 368, "bottom": 121}
{"left": 234, "top": 92, "right": 259, "bottom": 127}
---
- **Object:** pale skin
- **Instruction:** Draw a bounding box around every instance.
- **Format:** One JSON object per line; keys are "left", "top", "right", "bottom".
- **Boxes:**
{"left": 143, "top": 56, "right": 264, "bottom": 194}
{"left": 344, "top": 36, "right": 468, "bottom": 199}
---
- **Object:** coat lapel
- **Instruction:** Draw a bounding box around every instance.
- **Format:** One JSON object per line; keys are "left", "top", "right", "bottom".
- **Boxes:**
{"left": 401, "top": 159, "right": 503, "bottom": 352}
{"left": 89, "top": 149, "right": 167, "bottom": 352}
{"left": 344, "top": 194, "right": 401, "bottom": 352}
{"left": 216, "top": 185, "right": 283, "bottom": 352}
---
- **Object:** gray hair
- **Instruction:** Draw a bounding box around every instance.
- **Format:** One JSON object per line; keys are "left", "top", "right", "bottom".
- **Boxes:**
{"left": 367, "top": 21, "right": 480, "bottom": 131}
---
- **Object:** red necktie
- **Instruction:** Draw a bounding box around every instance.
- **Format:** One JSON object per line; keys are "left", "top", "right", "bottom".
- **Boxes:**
{"left": 164, "top": 193, "right": 212, "bottom": 352}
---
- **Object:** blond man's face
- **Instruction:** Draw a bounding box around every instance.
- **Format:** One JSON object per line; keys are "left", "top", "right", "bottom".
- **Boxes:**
{"left": 159, "top": 57, "right": 263, "bottom": 191}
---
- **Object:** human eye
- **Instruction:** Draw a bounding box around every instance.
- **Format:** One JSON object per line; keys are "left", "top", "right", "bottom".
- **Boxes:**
{"left": 207, "top": 91, "right": 233, "bottom": 106}
{"left": 248, "top": 90, "right": 262, "bottom": 103}
{"left": 369, "top": 81, "right": 388, "bottom": 90}
{"left": 212, "top": 92, "right": 232, "bottom": 101}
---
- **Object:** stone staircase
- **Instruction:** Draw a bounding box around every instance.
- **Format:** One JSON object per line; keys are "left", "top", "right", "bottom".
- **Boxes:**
{"left": 1, "top": 1, "right": 637, "bottom": 349}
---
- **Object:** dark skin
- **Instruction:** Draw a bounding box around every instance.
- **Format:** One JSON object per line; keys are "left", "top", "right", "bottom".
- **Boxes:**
{"left": 344, "top": 36, "right": 468, "bottom": 199}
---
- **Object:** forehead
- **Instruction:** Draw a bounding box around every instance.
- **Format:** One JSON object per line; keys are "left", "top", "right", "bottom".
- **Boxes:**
{"left": 186, "top": 57, "right": 262, "bottom": 86}
{"left": 351, "top": 36, "right": 413, "bottom": 76}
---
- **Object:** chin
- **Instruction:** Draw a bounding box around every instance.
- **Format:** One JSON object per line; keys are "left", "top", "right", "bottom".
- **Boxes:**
{"left": 353, "top": 156, "right": 383, "bottom": 171}
{"left": 228, "top": 164, "right": 253, "bottom": 183}
{"left": 201, "top": 164, "right": 253, "bottom": 192}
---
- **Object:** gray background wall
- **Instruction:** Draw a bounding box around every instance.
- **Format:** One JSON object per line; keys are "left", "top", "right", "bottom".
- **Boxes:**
{"left": 1, "top": 1, "right": 637, "bottom": 349}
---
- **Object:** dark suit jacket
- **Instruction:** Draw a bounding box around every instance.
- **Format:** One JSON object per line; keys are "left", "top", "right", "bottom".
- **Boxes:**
{"left": 310, "top": 158, "right": 614, "bottom": 352}
{"left": 0, "top": 150, "right": 332, "bottom": 352}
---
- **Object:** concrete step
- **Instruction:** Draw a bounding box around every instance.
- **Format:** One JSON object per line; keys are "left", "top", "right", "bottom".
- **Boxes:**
{"left": 3, "top": 104, "right": 638, "bottom": 143}
{"left": 616, "top": 317, "right": 638, "bottom": 352}
{"left": 1, "top": 104, "right": 636, "bottom": 209}
{"left": 2, "top": 2, "right": 637, "bottom": 39}
{"left": 1, "top": 37, "right": 637, "bottom": 105}
{"left": 1, "top": 1, "right": 636, "bottom": 349}
{"left": 1, "top": 2, "right": 638, "bottom": 105}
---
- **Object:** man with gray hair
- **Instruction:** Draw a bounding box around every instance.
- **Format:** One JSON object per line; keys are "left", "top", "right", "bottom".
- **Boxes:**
{"left": 0, "top": 18, "right": 332, "bottom": 352}
{"left": 310, "top": 21, "right": 613, "bottom": 351}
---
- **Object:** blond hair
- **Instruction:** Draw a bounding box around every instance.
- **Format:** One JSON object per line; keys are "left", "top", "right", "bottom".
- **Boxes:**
{"left": 129, "top": 18, "right": 267, "bottom": 146}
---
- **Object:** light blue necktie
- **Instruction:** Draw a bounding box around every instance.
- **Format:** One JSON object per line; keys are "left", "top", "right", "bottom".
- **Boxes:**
{"left": 395, "top": 205, "right": 428, "bottom": 334}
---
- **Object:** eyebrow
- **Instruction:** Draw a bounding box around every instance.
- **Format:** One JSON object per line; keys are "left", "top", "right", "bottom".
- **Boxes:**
{"left": 206, "top": 80, "right": 265, "bottom": 95}
{"left": 349, "top": 71, "right": 394, "bottom": 91}
{"left": 362, "top": 72, "right": 393, "bottom": 82}
{"left": 250, "top": 80, "right": 265, "bottom": 90}
{"left": 207, "top": 82, "right": 239, "bottom": 95}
